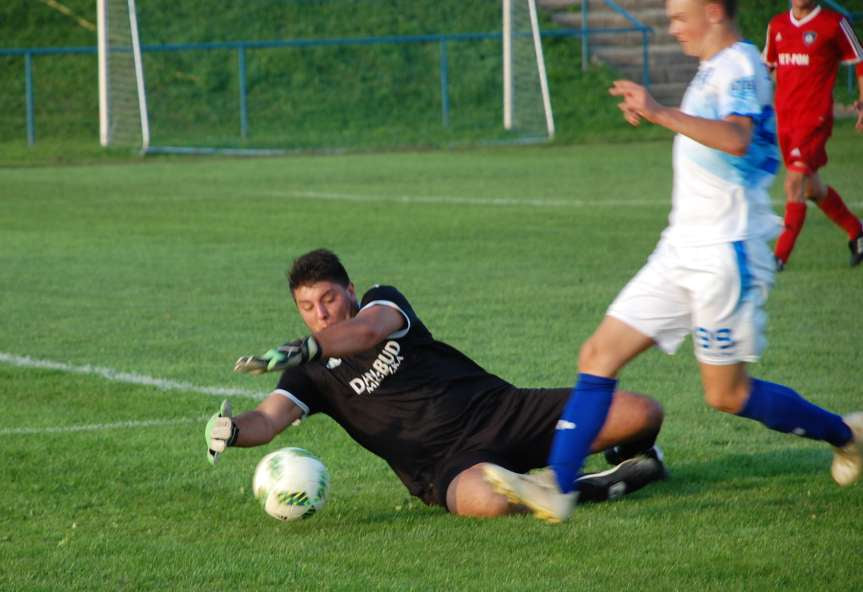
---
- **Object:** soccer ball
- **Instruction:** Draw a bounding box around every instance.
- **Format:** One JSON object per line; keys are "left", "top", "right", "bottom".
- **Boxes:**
{"left": 252, "top": 447, "right": 330, "bottom": 521}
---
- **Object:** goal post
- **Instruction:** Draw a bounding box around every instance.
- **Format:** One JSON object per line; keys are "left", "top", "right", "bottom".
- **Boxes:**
{"left": 502, "top": 0, "right": 555, "bottom": 139}
{"left": 98, "top": 0, "right": 150, "bottom": 151}
{"left": 92, "top": 1, "right": 559, "bottom": 154}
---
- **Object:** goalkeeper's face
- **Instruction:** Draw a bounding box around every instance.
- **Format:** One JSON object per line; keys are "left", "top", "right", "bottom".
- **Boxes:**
{"left": 293, "top": 280, "right": 358, "bottom": 333}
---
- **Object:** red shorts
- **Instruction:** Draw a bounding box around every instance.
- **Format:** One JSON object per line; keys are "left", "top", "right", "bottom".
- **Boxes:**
{"left": 777, "top": 115, "right": 833, "bottom": 175}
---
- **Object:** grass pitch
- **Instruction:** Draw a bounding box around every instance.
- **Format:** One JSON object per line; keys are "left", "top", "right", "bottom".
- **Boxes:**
{"left": 2, "top": 124, "right": 862, "bottom": 591}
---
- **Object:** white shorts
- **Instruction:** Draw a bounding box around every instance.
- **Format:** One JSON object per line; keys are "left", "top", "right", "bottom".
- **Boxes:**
{"left": 607, "top": 238, "right": 775, "bottom": 365}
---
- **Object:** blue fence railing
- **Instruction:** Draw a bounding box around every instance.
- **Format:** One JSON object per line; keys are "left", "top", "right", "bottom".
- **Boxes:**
{"left": 1, "top": 45, "right": 97, "bottom": 145}
{"left": 1, "top": 26, "right": 651, "bottom": 147}
{"left": 822, "top": 0, "right": 855, "bottom": 18}
{"left": 595, "top": 0, "right": 651, "bottom": 85}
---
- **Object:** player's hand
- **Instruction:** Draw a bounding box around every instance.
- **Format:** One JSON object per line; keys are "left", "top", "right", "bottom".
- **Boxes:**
{"left": 233, "top": 356, "right": 270, "bottom": 375}
{"left": 263, "top": 336, "right": 321, "bottom": 371}
{"left": 233, "top": 336, "right": 321, "bottom": 375}
{"left": 619, "top": 104, "right": 642, "bottom": 127}
{"left": 609, "top": 80, "right": 661, "bottom": 126}
{"left": 205, "top": 399, "right": 238, "bottom": 465}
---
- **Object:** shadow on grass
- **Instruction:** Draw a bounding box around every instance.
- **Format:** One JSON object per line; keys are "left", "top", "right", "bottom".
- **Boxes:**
{"left": 626, "top": 447, "right": 835, "bottom": 502}
{"left": 340, "top": 447, "right": 838, "bottom": 523}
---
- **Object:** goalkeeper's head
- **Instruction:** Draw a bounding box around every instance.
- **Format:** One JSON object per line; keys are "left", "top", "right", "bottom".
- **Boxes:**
{"left": 288, "top": 249, "right": 358, "bottom": 332}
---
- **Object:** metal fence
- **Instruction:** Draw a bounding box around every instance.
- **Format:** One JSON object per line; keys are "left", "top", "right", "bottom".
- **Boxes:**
{"left": 1, "top": 25, "right": 651, "bottom": 147}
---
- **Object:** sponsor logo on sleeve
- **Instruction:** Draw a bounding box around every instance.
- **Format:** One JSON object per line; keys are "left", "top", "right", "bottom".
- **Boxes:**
{"left": 730, "top": 76, "right": 756, "bottom": 100}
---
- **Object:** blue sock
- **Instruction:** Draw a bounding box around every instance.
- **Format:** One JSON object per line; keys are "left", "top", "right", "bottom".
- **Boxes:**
{"left": 737, "top": 378, "right": 852, "bottom": 447}
{"left": 549, "top": 373, "right": 616, "bottom": 493}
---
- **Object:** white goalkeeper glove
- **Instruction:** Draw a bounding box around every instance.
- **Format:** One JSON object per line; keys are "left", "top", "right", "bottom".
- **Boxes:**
{"left": 233, "top": 336, "right": 321, "bottom": 375}
{"left": 205, "top": 399, "right": 238, "bottom": 465}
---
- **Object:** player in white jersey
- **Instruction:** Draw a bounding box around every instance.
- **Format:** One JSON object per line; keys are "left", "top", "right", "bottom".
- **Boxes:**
{"left": 613, "top": 37, "right": 781, "bottom": 368}
{"left": 483, "top": 0, "right": 863, "bottom": 524}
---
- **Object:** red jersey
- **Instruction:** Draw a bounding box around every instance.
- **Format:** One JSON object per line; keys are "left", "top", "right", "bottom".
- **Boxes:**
{"left": 763, "top": 5, "right": 863, "bottom": 125}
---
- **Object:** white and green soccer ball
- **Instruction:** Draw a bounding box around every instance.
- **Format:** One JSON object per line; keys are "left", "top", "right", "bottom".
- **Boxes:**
{"left": 252, "top": 447, "right": 330, "bottom": 522}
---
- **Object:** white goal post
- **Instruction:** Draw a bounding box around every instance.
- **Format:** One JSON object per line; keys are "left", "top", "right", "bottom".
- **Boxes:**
{"left": 502, "top": 0, "right": 555, "bottom": 139}
{"left": 98, "top": 0, "right": 150, "bottom": 150}
{"left": 94, "top": 0, "right": 551, "bottom": 152}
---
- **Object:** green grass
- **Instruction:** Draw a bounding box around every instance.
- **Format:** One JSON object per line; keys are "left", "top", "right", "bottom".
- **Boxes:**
{"left": 2, "top": 123, "right": 862, "bottom": 591}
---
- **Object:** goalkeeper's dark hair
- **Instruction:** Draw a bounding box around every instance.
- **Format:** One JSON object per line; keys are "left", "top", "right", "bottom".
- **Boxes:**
{"left": 288, "top": 249, "right": 351, "bottom": 293}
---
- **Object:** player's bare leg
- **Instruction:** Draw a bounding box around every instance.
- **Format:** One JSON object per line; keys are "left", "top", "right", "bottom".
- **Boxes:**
{"left": 482, "top": 319, "right": 657, "bottom": 523}
{"left": 699, "top": 361, "right": 861, "bottom": 485}
{"left": 774, "top": 165, "right": 810, "bottom": 270}
{"left": 778, "top": 168, "right": 863, "bottom": 268}
{"left": 803, "top": 170, "right": 827, "bottom": 202}
{"left": 698, "top": 362, "right": 750, "bottom": 414}
{"left": 455, "top": 390, "right": 664, "bottom": 518}
{"left": 575, "top": 392, "right": 668, "bottom": 504}
{"left": 591, "top": 390, "right": 664, "bottom": 453}
{"left": 578, "top": 315, "right": 656, "bottom": 378}
{"left": 447, "top": 464, "right": 518, "bottom": 518}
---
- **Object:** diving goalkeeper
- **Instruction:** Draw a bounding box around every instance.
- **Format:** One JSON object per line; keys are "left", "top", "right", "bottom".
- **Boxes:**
{"left": 206, "top": 249, "right": 667, "bottom": 517}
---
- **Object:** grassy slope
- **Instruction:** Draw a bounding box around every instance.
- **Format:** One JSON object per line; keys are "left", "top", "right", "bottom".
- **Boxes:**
{"left": 10, "top": 0, "right": 859, "bottom": 152}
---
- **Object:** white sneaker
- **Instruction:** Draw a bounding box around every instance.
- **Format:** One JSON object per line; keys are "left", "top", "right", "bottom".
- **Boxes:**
{"left": 831, "top": 412, "right": 863, "bottom": 486}
{"left": 482, "top": 464, "right": 576, "bottom": 524}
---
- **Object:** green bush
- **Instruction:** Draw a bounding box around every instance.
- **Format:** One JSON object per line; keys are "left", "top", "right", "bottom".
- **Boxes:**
{"left": 0, "top": 0, "right": 858, "bottom": 152}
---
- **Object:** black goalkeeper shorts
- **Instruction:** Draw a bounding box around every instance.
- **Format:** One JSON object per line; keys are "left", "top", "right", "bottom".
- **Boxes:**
{"left": 429, "top": 386, "right": 570, "bottom": 508}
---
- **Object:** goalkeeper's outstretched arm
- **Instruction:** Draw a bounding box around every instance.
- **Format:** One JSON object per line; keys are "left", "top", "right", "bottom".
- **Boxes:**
{"left": 233, "top": 393, "right": 305, "bottom": 446}
{"left": 205, "top": 394, "right": 304, "bottom": 464}
{"left": 235, "top": 303, "right": 405, "bottom": 374}
{"left": 314, "top": 303, "right": 405, "bottom": 357}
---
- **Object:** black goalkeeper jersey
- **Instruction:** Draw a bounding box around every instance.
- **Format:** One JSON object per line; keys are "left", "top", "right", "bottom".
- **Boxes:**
{"left": 275, "top": 284, "right": 513, "bottom": 501}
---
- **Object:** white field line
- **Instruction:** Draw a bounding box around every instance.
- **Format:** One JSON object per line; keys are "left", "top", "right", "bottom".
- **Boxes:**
{"left": 0, "top": 416, "right": 208, "bottom": 436}
{"left": 271, "top": 189, "right": 667, "bottom": 208}
{"left": 0, "top": 352, "right": 266, "bottom": 400}
{"left": 260, "top": 189, "right": 854, "bottom": 210}
{"left": 0, "top": 352, "right": 268, "bottom": 436}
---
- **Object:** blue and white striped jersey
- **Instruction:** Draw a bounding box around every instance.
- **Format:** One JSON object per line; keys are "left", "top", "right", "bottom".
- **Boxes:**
{"left": 664, "top": 41, "right": 782, "bottom": 246}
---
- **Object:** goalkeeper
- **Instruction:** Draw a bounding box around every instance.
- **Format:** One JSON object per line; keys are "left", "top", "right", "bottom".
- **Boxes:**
{"left": 206, "top": 248, "right": 667, "bottom": 517}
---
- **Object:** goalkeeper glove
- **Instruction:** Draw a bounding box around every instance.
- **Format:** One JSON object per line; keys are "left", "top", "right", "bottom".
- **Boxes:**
{"left": 233, "top": 336, "right": 321, "bottom": 375}
{"left": 205, "top": 399, "right": 238, "bottom": 465}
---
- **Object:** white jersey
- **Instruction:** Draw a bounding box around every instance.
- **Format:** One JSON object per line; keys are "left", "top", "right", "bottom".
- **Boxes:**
{"left": 663, "top": 41, "right": 781, "bottom": 247}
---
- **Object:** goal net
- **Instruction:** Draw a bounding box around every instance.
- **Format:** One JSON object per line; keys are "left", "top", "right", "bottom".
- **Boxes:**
{"left": 503, "top": 0, "right": 555, "bottom": 140}
{"left": 98, "top": 0, "right": 149, "bottom": 150}
{"left": 97, "top": 1, "right": 556, "bottom": 154}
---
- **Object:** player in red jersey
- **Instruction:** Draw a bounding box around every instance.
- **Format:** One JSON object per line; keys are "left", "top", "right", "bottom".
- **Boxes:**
{"left": 763, "top": 0, "right": 863, "bottom": 269}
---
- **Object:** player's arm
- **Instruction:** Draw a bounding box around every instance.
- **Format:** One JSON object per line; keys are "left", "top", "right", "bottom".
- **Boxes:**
{"left": 835, "top": 13, "right": 863, "bottom": 132}
{"left": 205, "top": 393, "right": 304, "bottom": 464}
{"left": 315, "top": 303, "right": 405, "bottom": 357}
{"left": 234, "top": 303, "right": 405, "bottom": 374}
{"left": 762, "top": 21, "right": 777, "bottom": 76}
{"left": 609, "top": 79, "right": 753, "bottom": 156}
{"left": 232, "top": 392, "right": 304, "bottom": 446}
